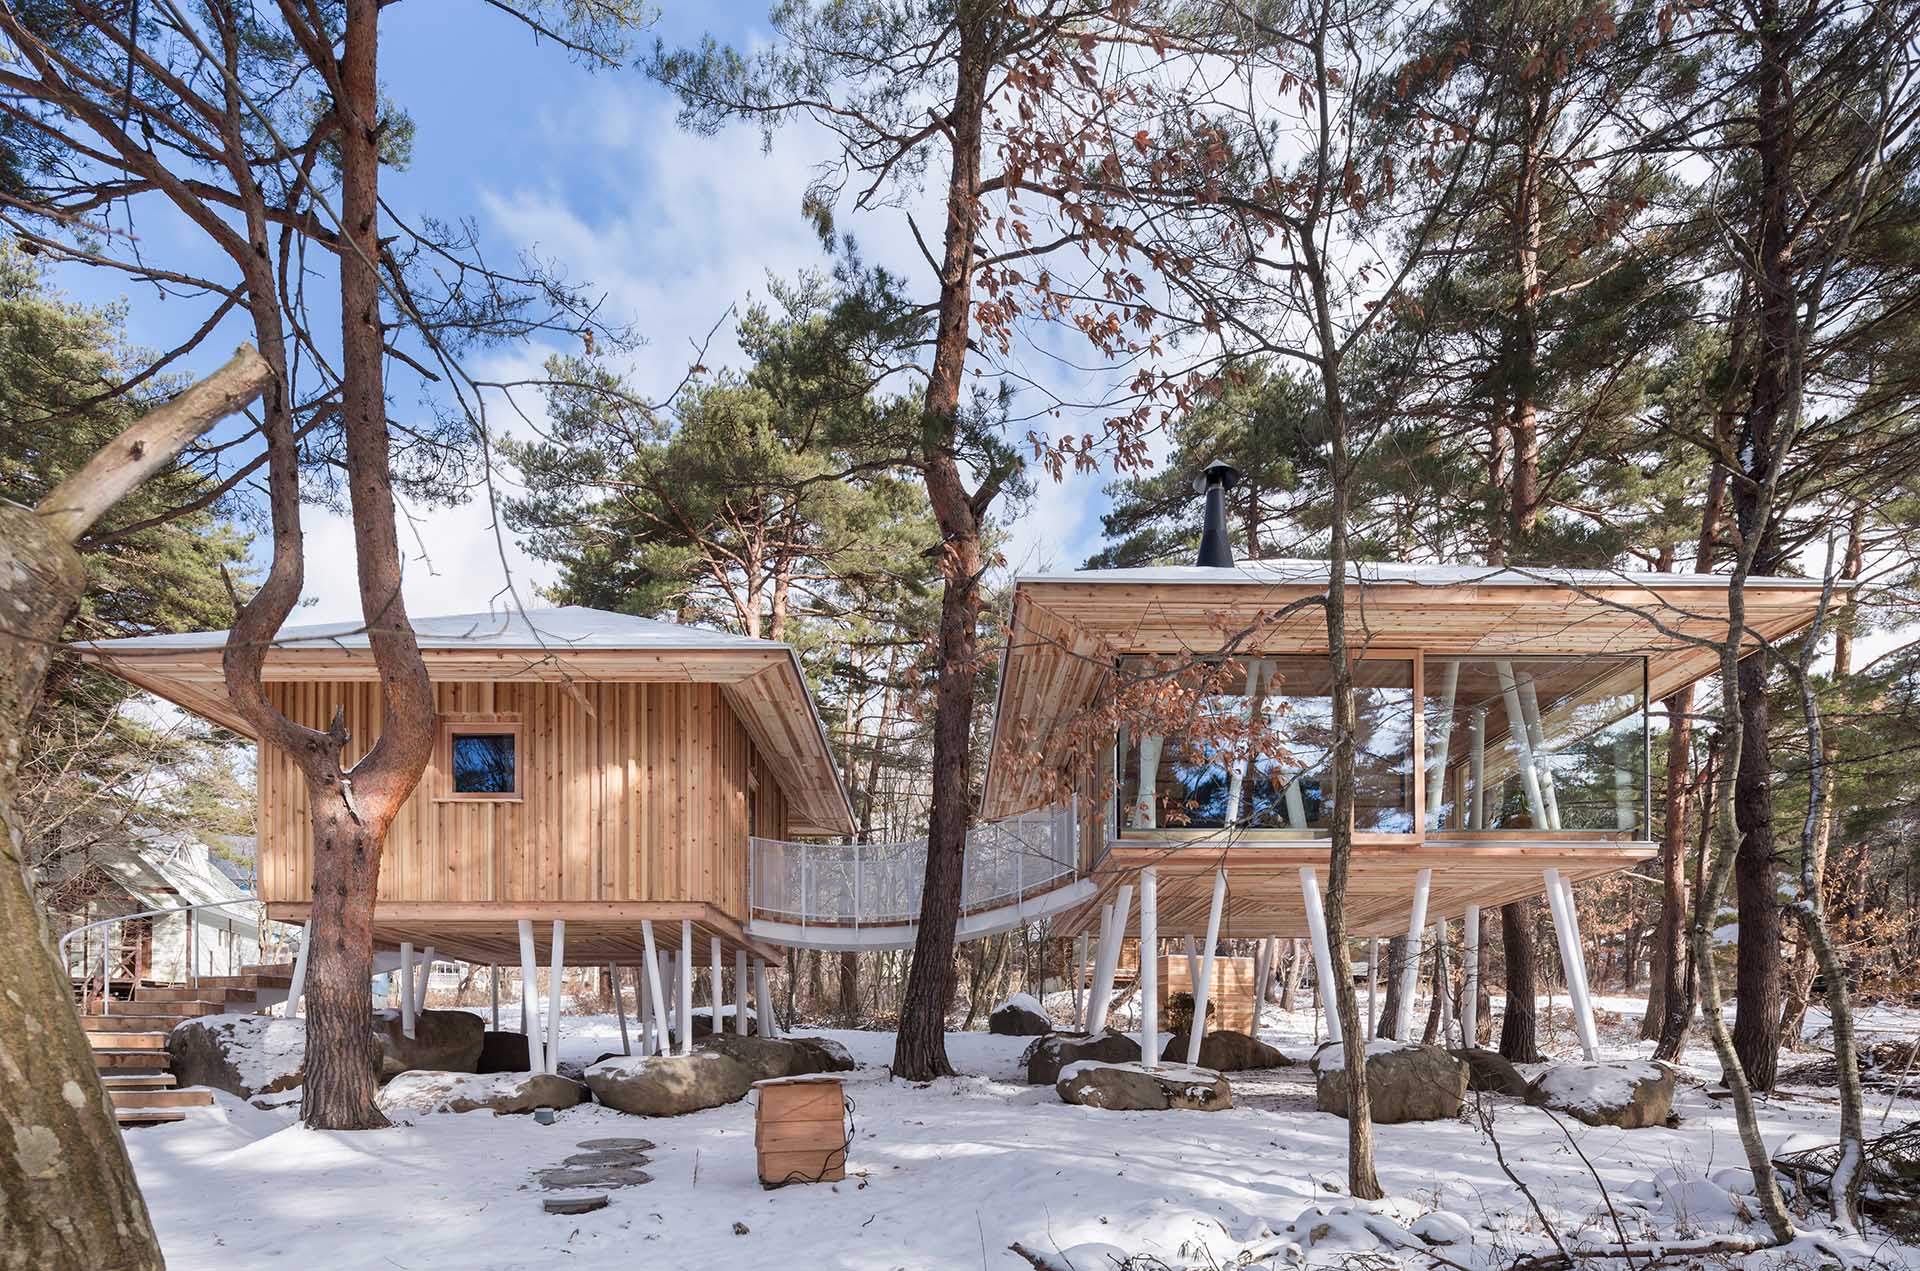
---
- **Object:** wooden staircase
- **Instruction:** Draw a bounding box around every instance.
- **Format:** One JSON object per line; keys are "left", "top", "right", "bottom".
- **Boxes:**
{"left": 80, "top": 963, "right": 295, "bottom": 1125}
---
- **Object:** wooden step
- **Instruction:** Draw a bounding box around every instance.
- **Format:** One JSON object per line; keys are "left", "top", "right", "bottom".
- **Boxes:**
{"left": 110, "top": 1087, "right": 212, "bottom": 1111}
{"left": 92, "top": 1049, "right": 172, "bottom": 1072}
{"left": 136, "top": 985, "right": 258, "bottom": 1005}
{"left": 109, "top": 999, "right": 225, "bottom": 1019}
{"left": 241, "top": 963, "right": 295, "bottom": 978}
{"left": 196, "top": 974, "right": 291, "bottom": 991}
{"left": 103, "top": 1073, "right": 177, "bottom": 1090}
{"left": 85, "top": 1030, "right": 169, "bottom": 1051}
{"left": 115, "top": 1108, "right": 187, "bottom": 1125}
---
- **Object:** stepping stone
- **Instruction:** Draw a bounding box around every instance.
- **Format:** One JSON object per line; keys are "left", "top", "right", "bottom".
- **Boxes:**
{"left": 562, "top": 1149, "right": 652, "bottom": 1168}
{"left": 536, "top": 1164, "right": 653, "bottom": 1191}
{"left": 575, "top": 1137, "right": 656, "bottom": 1152}
{"left": 544, "top": 1196, "right": 609, "bottom": 1215}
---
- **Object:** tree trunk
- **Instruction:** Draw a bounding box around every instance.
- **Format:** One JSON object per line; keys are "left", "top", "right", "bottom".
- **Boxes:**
{"left": 891, "top": 26, "right": 992, "bottom": 1083}
{"left": 1730, "top": 650, "right": 1780, "bottom": 1090}
{"left": 1499, "top": 900, "right": 1542, "bottom": 1062}
{"left": 1, "top": 346, "right": 268, "bottom": 1271}
{"left": 838, "top": 950, "right": 861, "bottom": 1026}
{"left": 1375, "top": 935, "right": 1405, "bottom": 1038}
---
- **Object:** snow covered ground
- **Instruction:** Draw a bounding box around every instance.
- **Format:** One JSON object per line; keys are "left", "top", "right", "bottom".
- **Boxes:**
{"left": 124, "top": 995, "right": 1920, "bottom": 1270}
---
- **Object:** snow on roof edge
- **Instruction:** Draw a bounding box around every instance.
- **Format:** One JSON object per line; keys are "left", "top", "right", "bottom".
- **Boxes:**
{"left": 1012, "top": 558, "right": 1838, "bottom": 590}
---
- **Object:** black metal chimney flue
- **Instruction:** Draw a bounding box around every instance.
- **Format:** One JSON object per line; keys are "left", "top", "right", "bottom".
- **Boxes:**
{"left": 1193, "top": 458, "right": 1241, "bottom": 567}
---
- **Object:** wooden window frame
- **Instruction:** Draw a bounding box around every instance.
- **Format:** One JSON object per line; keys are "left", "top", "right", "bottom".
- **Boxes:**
{"left": 435, "top": 715, "right": 524, "bottom": 803}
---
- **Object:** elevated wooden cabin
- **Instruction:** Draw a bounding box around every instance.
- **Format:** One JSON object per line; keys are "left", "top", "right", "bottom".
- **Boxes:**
{"left": 79, "top": 607, "right": 854, "bottom": 971}
{"left": 981, "top": 557, "right": 1832, "bottom": 944}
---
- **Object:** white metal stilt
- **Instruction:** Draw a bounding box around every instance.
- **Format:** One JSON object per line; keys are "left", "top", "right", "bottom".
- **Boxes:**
{"left": 735, "top": 947, "right": 750, "bottom": 1036}
{"left": 516, "top": 920, "right": 545, "bottom": 1074}
{"left": 1461, "top": 907, "right": 1481, "bottom": 1048}
{"left": 413, "top": 945, "right": 435, "bottom": 1015}
{"left": 1139, "top": 867, "right": 1159, "bottom": 1069}
{"left": 1543, "top": 869, "right": 1600, "bottom": 1059}
{"left": 399, "top": 941, "right": 416, "bottom": 1039}
{"left": 1093, "top": 884, "right": 1134, "bottom": 1033}
{"left": 545, "top": 921, "right": 566, "bottom": 1075}
{"left": 679, "top": 920, "right": 695, "bottom": 1056}
{"left": 1185, "top": 870, "right": 1229, "bottom": 1066}
{"left": 611, "top": 962, "right": 630, "bottom": 1056}
{"left": 1072, "top": 931, "right": 1089, "bottom": 1029}
{"left": 283, "top": 929, "right": 311, "bottom": 1019}
{"left": 1394, "top": 867, "right": 1433, "bottom": 1040}
{"left": 1298, "top": 866, "right": 1343, "bottom": 1045}
{"left": 640, "top": 920, "right": 668, "bottom": 1056}
{"left": 1366, "top": 938, "right": 1379, "bottom": 1037}
{"left": 710, "top": 937, "right": 723, "bottom": 1037}
{"left": 489, "top": 963, "right": 500, "bottom": 1031}
{"left": 754, "top": 959, "right": 778, "bottom": 1038}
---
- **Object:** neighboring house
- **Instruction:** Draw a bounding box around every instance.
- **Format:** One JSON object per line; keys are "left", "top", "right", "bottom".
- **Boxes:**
{"left": 52, "top": 826, "right": 263, "bottom": 989}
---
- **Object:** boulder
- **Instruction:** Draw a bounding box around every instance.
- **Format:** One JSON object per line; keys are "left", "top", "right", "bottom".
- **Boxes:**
{"left": 695, "top": 1034, "right": 856, "bottom": 1082}
{"left": 584, "top": 1052, "right": 754, "bottom": 1117}
{"left": 788, "top": 1036, "right": 856, "bottom": 1074}
{"left": 1452, "top": 1047, "right": 1531, "bottom": 1097}
{"left": 476, "top": 1030, "right": 531, "bottom": 1074}
{"left": 373, "top": 1009, "right": 485, "bottom": 1081}
{"left": 1025, "top": 1032, "right": 1142, "bottom": 1085}
{"left": 377, "top": 1070, "right": 587, "bottom": 1116}
{"left": 1313, "top": 1042, "right": 1468, "bottom": 1123}
{"left": 988, "top": 994, "right": 1053, "bottom": 1036}
{"left": 1159, "top": 1030, "right": 1291, "bottom": 1071}
{"left": 167, "top": 1012, "right": 310, "bottom": 1099}
{"left": 688, "top": 1007, "right": 754, "bottom": 1039}
{"left": 1527, "top": 1061, "right": 1675, "bottom": 1129}
{"left": 1056, "top": 1061, "right": 1232, "bottom": 1112}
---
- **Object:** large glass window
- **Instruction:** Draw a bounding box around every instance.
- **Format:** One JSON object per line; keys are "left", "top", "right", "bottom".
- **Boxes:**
{"left": 1423, "top": 657, "right": 1645, "bottom": 834}
{"left": 1117, "top": 655, "right": 1415, "bottom": 834}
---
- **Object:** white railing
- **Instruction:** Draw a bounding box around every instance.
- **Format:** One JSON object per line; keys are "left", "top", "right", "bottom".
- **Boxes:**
{"left": 749, "top": 798, "right": 1079, "bottom": 930}
{"left": 57, "top": 897, "right": 269, "bottom": 1016}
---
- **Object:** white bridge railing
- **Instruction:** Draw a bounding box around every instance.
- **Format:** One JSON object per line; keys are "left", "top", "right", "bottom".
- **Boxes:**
{"left": 749, "top": 798, "right": 1079, "bottom": 933}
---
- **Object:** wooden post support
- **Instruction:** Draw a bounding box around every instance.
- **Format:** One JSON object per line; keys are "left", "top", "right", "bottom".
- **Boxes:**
{"left": 1139, "top": 867, "right": 1159, "bottom": 1069}
{"left": 611, "top": 962, "right": 630, "bottom": 1056}
{"left": 546, "top": 921, "right": 566, "bottom": 1076}
{"left": 679, "top": 920, "right": 695, "bottom": 1057}
{"left": 1394, "top": 867, "right": 1433, "bottom": 1040}
{"left": 284, "top": 929, "right": 311, "bottom": 1020}
{"left": 399, "top": 941, "right": 416, "bottom": 1040}
{"left": 641, "top": 920, "right": 668, "bottom": 1058}
{"left": 754, "top": 959, "right": 778, "bottom": 1038}
{"left": 517, "top": 920, "right": 545, "bottom": 1074}
{"left": 1461, "top": 907, "right": 1481, "bottom": 1048}
{"left": 1184, "top": 870, "right": 1229, "bottom": 1066}
{"left": 1543, "top": 869, "right": 1600, "bottom": 1059}
{"left": 1298, "top": 866, "right": 1343, "bottom": 1045}
{"left": 735, "top": 947, "right": 751, "bottom": 1037}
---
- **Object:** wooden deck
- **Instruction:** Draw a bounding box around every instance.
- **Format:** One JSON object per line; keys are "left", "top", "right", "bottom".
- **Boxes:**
{"left": 1057, "top": 840, "right": 1656, "bottom": 940}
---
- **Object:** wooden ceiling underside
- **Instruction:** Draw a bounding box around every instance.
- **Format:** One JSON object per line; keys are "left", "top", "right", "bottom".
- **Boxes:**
{"left": 1053, "top": 844, "right": 1657, "bottom": 940}
{"left": 264, "top": 901, "right": 787, "bottom": 965}
{"left": 87, "top": 645, "right": 853, "bottom": 836}
{"left": 983, "top": 579, "right": 1827, "bottom": 819}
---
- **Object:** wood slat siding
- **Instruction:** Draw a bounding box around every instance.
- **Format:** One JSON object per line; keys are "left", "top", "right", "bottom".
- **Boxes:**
{"left": 258, "top": 679, "right": 790, "bottom": 914}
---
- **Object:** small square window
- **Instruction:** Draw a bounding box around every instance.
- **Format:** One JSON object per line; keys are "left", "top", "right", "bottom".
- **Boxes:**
{"left": 452, "top": 733, "right": 516, "bottom": 794}
{"left": 436, "top": 717, "right": 522, "bottom": 801}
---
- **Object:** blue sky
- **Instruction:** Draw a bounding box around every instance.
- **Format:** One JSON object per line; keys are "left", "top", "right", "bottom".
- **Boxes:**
{"left": 55, "top": 4, "right": 1132, "bottom": 629}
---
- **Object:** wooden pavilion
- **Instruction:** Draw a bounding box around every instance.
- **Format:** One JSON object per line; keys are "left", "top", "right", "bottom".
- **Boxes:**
{"left": 78, "top": 606, "right": 854, "bottom": 1071}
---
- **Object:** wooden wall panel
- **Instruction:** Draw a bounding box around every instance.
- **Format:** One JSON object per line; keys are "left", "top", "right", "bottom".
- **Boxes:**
{"left": 257, "top": 679, "right": 787, "bottom": 916}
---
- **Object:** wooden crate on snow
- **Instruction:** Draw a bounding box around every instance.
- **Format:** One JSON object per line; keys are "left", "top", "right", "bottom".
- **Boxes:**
{"left": 754, "top": 1075, "right": 848, "bottom": 1187}
{"left": 1156, "top": 954, "right": 1257, "bottom": 1034}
